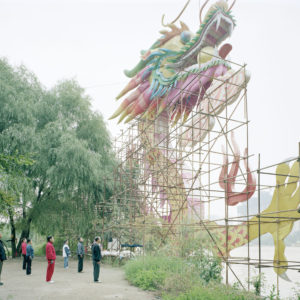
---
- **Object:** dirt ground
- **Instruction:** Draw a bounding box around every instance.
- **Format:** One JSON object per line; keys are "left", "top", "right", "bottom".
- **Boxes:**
{"left": 0, "top": 257, "right": 157, "bottom": 300}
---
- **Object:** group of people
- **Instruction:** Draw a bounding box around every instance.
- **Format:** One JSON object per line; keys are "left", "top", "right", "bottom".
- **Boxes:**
{"left": 0, "top": 233, "right": 102, "bottom": 286}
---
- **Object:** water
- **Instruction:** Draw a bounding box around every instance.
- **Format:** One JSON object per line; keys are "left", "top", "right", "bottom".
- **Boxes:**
{"left": 223, "top": 246, "right": 300, "bottom": 299}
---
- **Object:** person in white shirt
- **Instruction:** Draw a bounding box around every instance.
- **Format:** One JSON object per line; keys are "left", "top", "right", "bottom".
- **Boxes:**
{"left": 62, "top": 240, "right": 71, "bottom": 269}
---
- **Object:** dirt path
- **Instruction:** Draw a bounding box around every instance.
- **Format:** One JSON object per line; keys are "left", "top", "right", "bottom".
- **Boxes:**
{"left": 0, "top": 257, "right": 157, "bottom": 300}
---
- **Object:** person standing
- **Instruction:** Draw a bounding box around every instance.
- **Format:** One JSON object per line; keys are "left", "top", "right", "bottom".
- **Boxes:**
{"left": 26, "top": 239, "right": 34, "bottom": 275}
{"left": 21, "top": 238, "right": 27, "bottom": 270}
{"left": 46, "top": 236, "right": 56, "bottom": 283}
{"left": 77, "top": 237, "right": 84, "bottom": 273}
{"left": 92, "top": 237, "right": 102, "bottom": 283}
{"left": 62, "top": 240, "right": 71, "bottom": 269}
{"left": 0, "top": 232, "right": 7, "bottom": 286}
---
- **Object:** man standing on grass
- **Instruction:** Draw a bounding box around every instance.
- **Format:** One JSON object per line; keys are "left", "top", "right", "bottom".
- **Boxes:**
{"left": 21, "top": 238, "right": 27, "bottom": 270}
{"left": 0, "top": 232, "right": 7, "bottom": 286}
{"left": 46, "top": 236, "right": 56, "bottom": 283}
{"left": 26, "top": 239, "right": 34, "bottom": 275}
{"left": 77, "top": 237, "right": 84, "bottom": 273}
{"left": 92, "top": 236, "right": 102, "bottom": 283}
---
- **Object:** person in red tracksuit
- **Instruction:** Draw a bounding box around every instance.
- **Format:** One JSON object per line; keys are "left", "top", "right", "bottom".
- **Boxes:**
{"left": 45, "top": 236, "right": 56, "bottom": 283}
{"left": 21, "top": 238, "right": 27, "bottom": 270}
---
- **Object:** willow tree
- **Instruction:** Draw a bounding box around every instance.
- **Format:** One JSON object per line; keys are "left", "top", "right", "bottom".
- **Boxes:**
{"left": 0, "top": 58, "right": 117, "bottom": 253}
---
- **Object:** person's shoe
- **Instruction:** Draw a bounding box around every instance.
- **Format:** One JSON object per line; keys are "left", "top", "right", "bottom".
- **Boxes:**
{"left": 0, "top": 282, "right": 3, "bottom": 286}
{"left": 46, "top": 280, "right": 54, "bottom": 283}
{"left": 94, "top": 280, "right": 102, "bottom": 283}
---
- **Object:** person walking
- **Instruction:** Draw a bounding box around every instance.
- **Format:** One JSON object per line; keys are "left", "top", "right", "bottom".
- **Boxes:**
{"left": 0, "top": 232, "right": 7, "bottom": 286}
{"left": 62, "top": 240, "right": 71, "bottom": 269}
{"left": 77, "top": 237, "right": 84, "bottom": 273}
{"left": 92, "top": 237, "right": 102, "bottom": 283}
{"left": 26, "top": 239, "right": 34, "bottom": 275}
{"left": 21, "top": 238, "right": 27, "bottom": 270}
{"left": 46, "top": 236, "right": 56, "bottom": 283}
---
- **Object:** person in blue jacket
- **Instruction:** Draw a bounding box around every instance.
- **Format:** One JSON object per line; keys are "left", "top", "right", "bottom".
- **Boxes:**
{"left": 26, "top": 239, "right": 34, "bottom": 275}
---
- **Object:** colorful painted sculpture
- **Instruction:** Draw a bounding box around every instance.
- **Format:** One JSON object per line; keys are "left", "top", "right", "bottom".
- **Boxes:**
{"left": 111, "top": 0, "right": 237, "bottom": 124}
{"left": 110, "top": 0, "right": 246, "bottom": 222}
{"left": 210, "top": 161, "right": 299, "bottom": 280}
{"left": 219, "top": 132, "right": 256, "bottom": 206}
{"left": 111, "top": 0, "right": 299, "bottom": 279}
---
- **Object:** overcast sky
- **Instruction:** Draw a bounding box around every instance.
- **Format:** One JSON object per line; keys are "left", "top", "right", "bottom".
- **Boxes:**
{"left": 0, "top": 0, "right": 299, "bottom": 168}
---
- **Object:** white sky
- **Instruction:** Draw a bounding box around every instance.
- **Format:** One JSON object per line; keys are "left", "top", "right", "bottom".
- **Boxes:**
{"left": 0, "top": 0, "right": 299, "bottom": 168}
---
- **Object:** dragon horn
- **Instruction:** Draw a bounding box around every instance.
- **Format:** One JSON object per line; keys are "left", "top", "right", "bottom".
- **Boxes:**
{"left": 199, "top": 0, "right": 210, "bottom": 24}
{"left": 161, "top": 0, "right": 190, "bottom": 27}
{"left": 227, "top": 0, "right": 236, "bottom": 12}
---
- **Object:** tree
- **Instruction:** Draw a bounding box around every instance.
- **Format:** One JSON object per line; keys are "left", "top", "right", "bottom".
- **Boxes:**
{"left": 0, "top": 58, "right": 118, "bottom": 254}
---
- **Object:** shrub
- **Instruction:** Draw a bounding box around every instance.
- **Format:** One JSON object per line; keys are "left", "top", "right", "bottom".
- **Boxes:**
{"left": 162, "top": 284, "right": 259, "bottom": 300}
{"left": 125, "top": 255, "right": 183, "bottom": 290}
{"left": 34, "top": 243, "right": 46, "bottom": 256}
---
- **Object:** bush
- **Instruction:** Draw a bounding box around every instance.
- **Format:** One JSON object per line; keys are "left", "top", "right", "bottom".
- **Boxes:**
{"left": 34, "top": 243, "right": 46, "bottom": 256}
{"left": 125, "top": 255, "right": 184, "bottom": 290}
{"left": 124, "top": 252, "right": 258, "bottom": 299}
{"left": 162, "top": 284, "right": 259, "bottom": 300}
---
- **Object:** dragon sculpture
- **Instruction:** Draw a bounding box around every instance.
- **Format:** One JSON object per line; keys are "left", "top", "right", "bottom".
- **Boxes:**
{"left": 110, "top": 0, "right": 300, "bottom": 279}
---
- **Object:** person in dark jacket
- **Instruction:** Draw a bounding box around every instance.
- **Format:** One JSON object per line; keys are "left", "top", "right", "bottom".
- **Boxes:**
{"left": 26, "top": 239, "right": 34, "bottom": 275}
{"left": 0, "top": 232, "right": 7, "bottom": 286}
{"left": 21, "top": 238, "right": 27, "bottom": 270}
{"left": 77, "top": 237, "right": 84, "bottom": 273}
{"left": 92, "top": 236, "right": 102, "bottom": 283}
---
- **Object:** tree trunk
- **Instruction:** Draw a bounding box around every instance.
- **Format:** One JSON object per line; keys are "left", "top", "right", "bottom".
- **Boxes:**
{"left": 8, "top": 207, "right": 17, "bottom": 258}
{"left": 16, "top": 218, "right": 31, "bottom": 253}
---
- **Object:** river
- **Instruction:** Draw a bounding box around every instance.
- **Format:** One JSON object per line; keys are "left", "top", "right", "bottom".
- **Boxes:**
{"left": 223, "top": 246, "right": 300, "bottom": 299}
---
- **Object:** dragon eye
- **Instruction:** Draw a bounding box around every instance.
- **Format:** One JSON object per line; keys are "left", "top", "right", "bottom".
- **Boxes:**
{"left": 180, "top": 31, "right": 191, "bottom": 44}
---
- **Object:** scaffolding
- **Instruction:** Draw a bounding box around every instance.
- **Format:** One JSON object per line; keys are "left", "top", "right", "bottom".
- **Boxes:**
{"left": 104, "top": 56, "right": 300, "bottom": 297}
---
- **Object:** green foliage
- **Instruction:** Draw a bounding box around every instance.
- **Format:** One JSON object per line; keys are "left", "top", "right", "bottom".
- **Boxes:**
{"left": 0, "top": 58, "right": 119, "bottom": 250}
{"left": 34, "top": 243, "right": 47, "bottom": 256}
{"left": 125, "top": 256, "right": 177, "bottom": 290}
{"left": 249, "top": 273, "right": 266, "bottom": 296}
{"left": 123, "top": 231, "right": 260, "bottom": 300}
{"left": 162, "top": 285, "right": 259, "bottom": 300}
{"left": 125, "top": 254, "right": 258, "bottom": 299}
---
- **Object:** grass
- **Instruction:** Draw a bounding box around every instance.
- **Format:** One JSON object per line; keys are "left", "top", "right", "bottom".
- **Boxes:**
{"left": 124, "top": 254, "right": 259, "bottom": 300}
{"left": 125, "top": 256, "right": 185, "bottom": 291}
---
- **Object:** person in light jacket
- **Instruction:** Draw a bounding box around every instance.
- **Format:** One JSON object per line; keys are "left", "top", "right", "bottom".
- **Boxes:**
{"left": 26, "top": 239, "right": 34, "bottom": 275}
{"left": 77, "top": 237, "right": 84, "bottom": 273}
{"left": 62, "top": 240, "right": 71, "bottom": 269}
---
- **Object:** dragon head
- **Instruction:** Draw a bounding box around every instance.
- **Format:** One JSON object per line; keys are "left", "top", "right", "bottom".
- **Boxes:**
{"left": 111, "top": 0, "right": 237, "bottom": 123}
